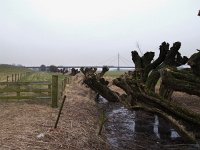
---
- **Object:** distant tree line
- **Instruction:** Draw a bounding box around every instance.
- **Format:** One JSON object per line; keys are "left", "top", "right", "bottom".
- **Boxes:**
{"left": 40, "top": 64, "right": 46, "bottom": 71}
{"left": 39, "top": 64, "right": 69, "bottom": 74}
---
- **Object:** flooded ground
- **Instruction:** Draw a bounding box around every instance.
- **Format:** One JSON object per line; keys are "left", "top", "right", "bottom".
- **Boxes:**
{"left": 98, "top": 97, "right": 199, "bottom": 150}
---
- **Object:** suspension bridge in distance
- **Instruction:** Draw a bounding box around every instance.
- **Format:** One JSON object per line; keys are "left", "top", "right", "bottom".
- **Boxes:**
{"left": 25, "top": 65, "right": 134, "bottom": 69}
{"left": 25, "top": 53, "right": 135, "bottom": 70}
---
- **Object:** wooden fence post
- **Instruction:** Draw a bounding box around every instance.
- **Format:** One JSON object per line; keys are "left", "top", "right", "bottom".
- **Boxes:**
{"left": 48, "top": 84, "right": 51, "bottom": 96}
{"left": 61, "top": 81, "right": 64, "bottom": 91}
{"left": 51, "top": 75, "right": 58, "bottom": 108}
{"left": 12, "top": 74, "right": 14, "bottom": 82}
{"left": 7, "top": 76, "right": 9, "bottom": 86}
{"left": 64, "top": 78, "right": 67, "bottom": 88}
{"left": 66, "top": 76, "right": 70, "bottom": 84}
{"left": 68, "top": 76, "right": 71, "bottom": 84}
{"left": 7, "top": 76, "right": 9, "bottom": 82}
{"left": 15, "top": 74, "right": 17, "bottom": 82}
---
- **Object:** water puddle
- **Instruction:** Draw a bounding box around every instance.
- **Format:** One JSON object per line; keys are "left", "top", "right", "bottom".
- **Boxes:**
{"left": 97, "top": 96, "right": 199, "bottom": 149}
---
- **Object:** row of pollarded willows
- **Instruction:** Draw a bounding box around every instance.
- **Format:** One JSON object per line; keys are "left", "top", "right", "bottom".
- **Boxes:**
{"left": 80, "top": 41, "right": 200, "bottom": 143}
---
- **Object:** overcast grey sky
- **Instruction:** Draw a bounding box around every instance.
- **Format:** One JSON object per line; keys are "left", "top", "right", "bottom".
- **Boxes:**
{"left": 0, "top": 0, "right": 199, "bottom": 66}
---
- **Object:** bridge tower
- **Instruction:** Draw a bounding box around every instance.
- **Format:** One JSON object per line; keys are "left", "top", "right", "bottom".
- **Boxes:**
{"left": 117, "top": 53, "right": 120, "bottom": 71}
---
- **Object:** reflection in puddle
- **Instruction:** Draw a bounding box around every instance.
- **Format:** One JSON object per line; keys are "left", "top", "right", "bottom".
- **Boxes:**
{"left": 97, "top": 97, "right": 198, "bottom": 149}
{"left": 153, "top": 115, "right": 180, "bottom": 139}
{"left": 171, "top": 129, "right": 180, "bottom": 138}
{"left": 153, "top": 115, "right": 160, "bottom": 138}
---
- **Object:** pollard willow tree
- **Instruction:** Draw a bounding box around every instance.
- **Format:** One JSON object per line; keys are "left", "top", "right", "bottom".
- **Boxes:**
{"left": 80, "top": 41, "right": 200, "bottom": 143}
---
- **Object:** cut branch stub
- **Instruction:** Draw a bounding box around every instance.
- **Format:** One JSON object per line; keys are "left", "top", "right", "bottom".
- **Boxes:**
{"left": 80, "top": 67, "right": 120, "bottom": 102}
{"left": 141, "top": 52, "right": 155, "bottom": 67}
{"left": 145, "top": 41, "right": 188, "bottom": 93}
{"left": 83, "top": 75, "right": 120, "bottom": 102}
{"left": 80, "top": 67, "right": 97, "bottom": 77}
{"left": 176, "top": 53, "right": 189, "bottom": 67}
{"left": 70, "top": 68, "right": 80, "bottom": 76}
{"left": 188, "top": 51, "right": 200, "bottom": 76}
{"left": 131, "top": 51, "right": 155, "bottom": 80}
{"left": 143, "top": 42, "right": 169, "bottom": 82}
{"left": 97, "top": 66, "right": 109, "bottom": 78}
{"left": 160, "top": 68, "right": 200, "bottom": 97}
{"left": 161, "top": 41, "right": 182, "bottom": 67}
{"left": 131, "top": 51, "right": 142, "bottom": 69}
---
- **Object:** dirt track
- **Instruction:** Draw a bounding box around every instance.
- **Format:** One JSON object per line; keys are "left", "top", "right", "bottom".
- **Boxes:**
{"left": 0, "top": 75, "right": 109, "bottom": 150}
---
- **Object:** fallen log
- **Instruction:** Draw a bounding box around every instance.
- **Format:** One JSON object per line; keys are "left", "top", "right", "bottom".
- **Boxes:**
{"left": 81, "top": 67, "right": 121, "bottom": 102}
{"left": 188, "top": 51, "right": 200, "bottom": 76}
{"left": 160, "top": 69, "right": 200, "bottom": 97}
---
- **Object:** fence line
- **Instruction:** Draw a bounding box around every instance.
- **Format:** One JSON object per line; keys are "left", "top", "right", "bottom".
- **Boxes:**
{"left": 61, "top": 75, "right": 71, "bottom": 91}
{"left": 0, "top": 81, "right": 52, "bottom": 99}
{"left": 0, "top": 75, "right": 71, "bottom": 108}
{"left": 2, "top": 72, "right": 32, "bottom": 83}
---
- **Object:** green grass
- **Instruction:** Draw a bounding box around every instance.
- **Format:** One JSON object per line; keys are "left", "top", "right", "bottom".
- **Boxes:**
{"left": 0, "top": 64, "right": 32, "bottom": 82}
{"left": 20, "top": 72, "right": 52, "bottom": 82}
{"left": 0, "top": 64, "right": 31, "bottom": 73}
{"left": 104, "top": 70, "right": 126, "bottom": 78}
{"left": 19, "top": 72, "right": 66, "bottom": 95}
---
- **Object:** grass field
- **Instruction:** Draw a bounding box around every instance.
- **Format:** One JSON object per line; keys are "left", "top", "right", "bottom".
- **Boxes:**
{"left": 20, "top": 72, "right": 67, "bottom": 97}
{"left": 0, "top": 64, "right": 30, "bottom": 73}
{"left": 104, "top": 70, "right": 126, "bottom": 78}
{"left": 0, "top": 64, "right": 65, "bottom": 84}
{"left": 0, "top": 64, "right": 32, "bottom": 82}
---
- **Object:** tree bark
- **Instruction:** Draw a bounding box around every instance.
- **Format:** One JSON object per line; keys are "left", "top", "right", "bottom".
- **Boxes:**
{"left": 145, "top": 42, "right": 188, "bottom": 93}
{"left": 143, "top": 42, "right": 169, "bottom": 82}
{"left": 81, "top": 67, "right": 120, "bottom": 102}
{"left": 70, "top": 68, "right": 80, "bottom": 76}
{"left": 160, "top": 69, "right": 200, "bottom": 97}
{"left": 188, "top": 51, "right": 200, "bottom": 76}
